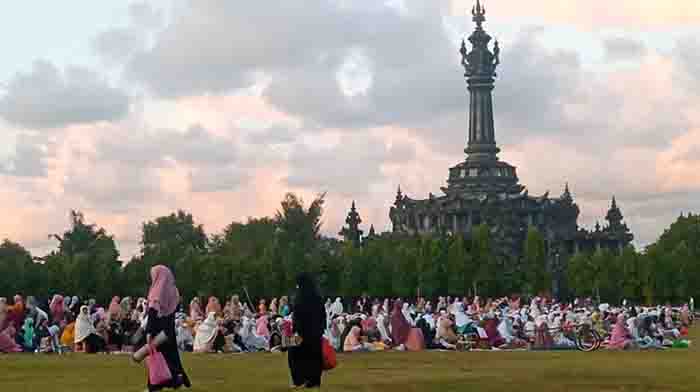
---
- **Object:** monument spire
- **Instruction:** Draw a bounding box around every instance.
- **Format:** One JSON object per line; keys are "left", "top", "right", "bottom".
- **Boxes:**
{"left": 461, "top": 0, "right": 501, "bottom": 161}
{"left": 472, "top": 0, "right": 486, "bottom": 28}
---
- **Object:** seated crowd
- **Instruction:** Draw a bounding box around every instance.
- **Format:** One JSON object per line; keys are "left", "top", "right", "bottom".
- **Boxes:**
{"left": 0, "top": 294, "right": 694, "bottom": 355}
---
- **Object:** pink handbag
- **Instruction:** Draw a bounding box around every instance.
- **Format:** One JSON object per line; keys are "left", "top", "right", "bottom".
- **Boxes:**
{"left": 146, "top": 344, "right": 172, "bottom": 385}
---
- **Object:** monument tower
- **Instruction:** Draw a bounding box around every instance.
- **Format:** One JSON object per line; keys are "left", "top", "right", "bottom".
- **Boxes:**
{"left": 381, "top": 0, "right": 633, "bottom": 296}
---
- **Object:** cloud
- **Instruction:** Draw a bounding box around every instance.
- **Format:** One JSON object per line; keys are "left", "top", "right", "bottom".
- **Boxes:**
{"left": 128, "top": 1, "right": 164, "bottom": 31}
{"left": 246, "top": 125, "right": 298, "bottom": 145}
{"left": 0, "top": 134, "right": 48, "bottom": 178}
{"left": 93, "top": 28, "right": 142, "bottom": 65}
{"left": 97, "top": 124, "right": 239, "bottom": 168}
{"left": 285, "top": 130, "right": 417, "bottom": 196}
{"left": 188, "top": 166, "right": 248, "bottom": 193}
{"left": 675, "top": 36, "right": 700, "bottom": 91}
{"left": 0, "top": 60, "right": 130, "bottom": 129}
{"left": 92, "top": 2, "right": 164, "bottom": 65}
{"left": 450, "top": 0, "right": 700, "bottom": 29}
{"left": 603, "top": 37, "right": 647, "bottom": 62}
{"left": 2, "top": 0, "right": 700, "bottom": 258}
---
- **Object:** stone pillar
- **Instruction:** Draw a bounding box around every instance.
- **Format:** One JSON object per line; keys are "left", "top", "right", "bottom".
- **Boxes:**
{"left": 452, "top": 215, "right": 458, "bottom": 233}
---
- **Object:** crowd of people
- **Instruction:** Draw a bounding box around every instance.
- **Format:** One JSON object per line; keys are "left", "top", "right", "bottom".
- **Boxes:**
{"left": 0, "top": 288, "right": 694, "bottom": 353}
{"left": 0, "top": 291, "right": 694, "bottom": 356}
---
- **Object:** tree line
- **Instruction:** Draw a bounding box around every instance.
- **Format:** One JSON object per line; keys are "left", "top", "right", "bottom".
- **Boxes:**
{"left": 0, "top": 193, "right": 698, "bottom": 305}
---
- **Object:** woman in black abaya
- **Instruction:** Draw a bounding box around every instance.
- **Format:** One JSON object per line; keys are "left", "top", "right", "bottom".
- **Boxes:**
{"left": 144, "top": 265, "right": 191, "bottom": 391}
{"left": 288, "top": 273, "right": 326, "bottom": 389}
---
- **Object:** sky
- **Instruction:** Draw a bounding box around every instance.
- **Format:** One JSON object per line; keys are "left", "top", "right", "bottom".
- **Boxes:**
{"left": 0, "top": 0, "right": 699, "bottom": 259}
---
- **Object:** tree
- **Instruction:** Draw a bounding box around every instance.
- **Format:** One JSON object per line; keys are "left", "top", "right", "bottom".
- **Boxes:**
{"left": 210, "top": 218, "right": 277, "bottom": 298}
{"left": 341, "top": 242, "right": 366, "bottom": 297}
{"left": 589, "top": 249, "right": 613, "bottom": 302}
{"left": 141, "top": 210, "right": 208, "bottom": 270}
{"left": 366, "top": 239, "right": 392, "bottom": 298}
{"left": 0, "top": 240, "right": 34, "bottom": 297}
{"left": 447, "top": 235, "right": 468, "bottom": 296}
{"left": 417, "top": 236, "right": 444, "bottom": 298}
{"left": 44, "top": 211, "right": 120, "bottom": 302}
{"left": 523, "top": 226, "right": 549, "bottom": 295}
{"left": 471, "top": 224, "right": 494, "bottom": 296}
{"left": 618, "top": 246, "right": 641, "bottom": 302}
{"left": 274, "top": 193, "right": 326, "bottom": 290}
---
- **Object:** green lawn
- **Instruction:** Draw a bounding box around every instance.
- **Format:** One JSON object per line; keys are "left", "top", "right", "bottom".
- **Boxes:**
{"left": 2, "top": 337, "right": 698, "bottom": 392}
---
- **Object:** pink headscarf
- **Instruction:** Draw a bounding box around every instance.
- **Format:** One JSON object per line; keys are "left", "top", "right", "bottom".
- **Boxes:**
{"left": 148, "top": 265, "right": 180, "bottom": 317}
{"left": 608, "top": 314, "right": 630, "bottom": 350}
{"left": 256, "top": 315, "right": 270, "bottom": 338}
{"left": 0, "top": 326, "right": 21, "bottom": 353}
{"left": 361, "top": 317, "right": 377, "bottom": 331}
{"left": 49, "top": 295, "right": 65, "bottom": 322}
{"left": 107, "top": 296, "right": 122, "bottom": 321}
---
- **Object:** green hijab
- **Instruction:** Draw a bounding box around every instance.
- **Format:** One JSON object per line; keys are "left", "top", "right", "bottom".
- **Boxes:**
{"left": 22, "top": 317, "right": 35, "bottom": 348}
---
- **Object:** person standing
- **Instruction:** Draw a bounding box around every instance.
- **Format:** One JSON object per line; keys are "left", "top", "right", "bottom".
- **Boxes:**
{"left": 144, "top": 265, "right": 191, "bottom": 391}
{"left": 288, "top": 273, "right": 326, "bottom": 389}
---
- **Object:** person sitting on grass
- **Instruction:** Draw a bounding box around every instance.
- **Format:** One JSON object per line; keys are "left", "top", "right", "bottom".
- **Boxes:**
{"left": 60, "top": 314, "right": 76, "bottom": 351}
{"left": 343, "top": 326, "right": 372, "bottom": 352}
{"left": 532, "top": 315, "right": 553, "bottom": 350}
{"left": 608, "top": 313, "right": 636, "bottom": 350}
{"left": 497, "top": 313, "right": 527, "bottom": 349}
{"left": 391, "top": 300, "right": 410, "bottom": 351}
{"left": 0, "top": 324, "right": 21, "bottom": 353}
{"left": 435, "top": 313, "right": 458, "bottom": 350}
{"left": 193, "top": 312, "right": 219, "bottom": 353}
{"left": 21, "top": 318, "right": 36, "bottom": 352}
{"left": 75, "top": 305, "right": 106, "bottom": 353}
{"left": 176, "top": 315, "right": 194, "bottom": 352}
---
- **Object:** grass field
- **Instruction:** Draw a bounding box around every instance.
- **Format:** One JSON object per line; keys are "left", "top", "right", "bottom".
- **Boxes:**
{"left": 2, "top": 333, "right": 699, "bottom": 392}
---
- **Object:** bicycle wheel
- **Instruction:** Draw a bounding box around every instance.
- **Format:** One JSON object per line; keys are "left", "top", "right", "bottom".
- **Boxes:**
{"left": 576, "top": 327, "right": 601, "bottom": 352}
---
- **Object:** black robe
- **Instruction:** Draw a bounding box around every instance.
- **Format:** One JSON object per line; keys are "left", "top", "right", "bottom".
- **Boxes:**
{"left": 288, "top": 298, "right": 326, "bottom": 388}
{"left": 145, "top": 308, "right": 191, "bottom": 391}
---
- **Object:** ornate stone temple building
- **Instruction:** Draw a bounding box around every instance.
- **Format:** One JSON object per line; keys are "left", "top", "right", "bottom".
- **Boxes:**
{"left": 385, "top": 1, "right": 633, "bottom": 292}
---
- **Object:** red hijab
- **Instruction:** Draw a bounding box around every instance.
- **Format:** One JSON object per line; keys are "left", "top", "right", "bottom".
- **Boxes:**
{"left": 390, "top": 300, "right": 410, "bottom": 346}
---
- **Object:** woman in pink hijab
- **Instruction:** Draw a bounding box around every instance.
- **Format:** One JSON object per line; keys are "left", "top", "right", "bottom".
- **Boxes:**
{"left": 608, "top": 313, "right": 634, "bottom": 350}
{"left": 49, "top": 295, "right": 65, "bottom": 325}
{"left": 256, "top": 314, "right": 270, "bottom": 338}
{"left": 107, "top": 296, "right": 122, "bottom": 322}
{"left": 0, "top": 326, "right": 21, "bottom": 353}
{"left": 143, "top": 265, "right": 191, "bottom": 391}
{"left": 0, "top": 298, "right": 20, "bottom": 353}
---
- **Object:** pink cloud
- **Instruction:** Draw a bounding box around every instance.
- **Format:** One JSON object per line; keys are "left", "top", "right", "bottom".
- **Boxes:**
{"left": 171, "top": 94, "right": 300, "bottom": 135}
{"left": 657, "top": 128, "right": 700, "bottom": 192}
{"left": 451, "top": 0, "right": 700, "bottom": 29}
